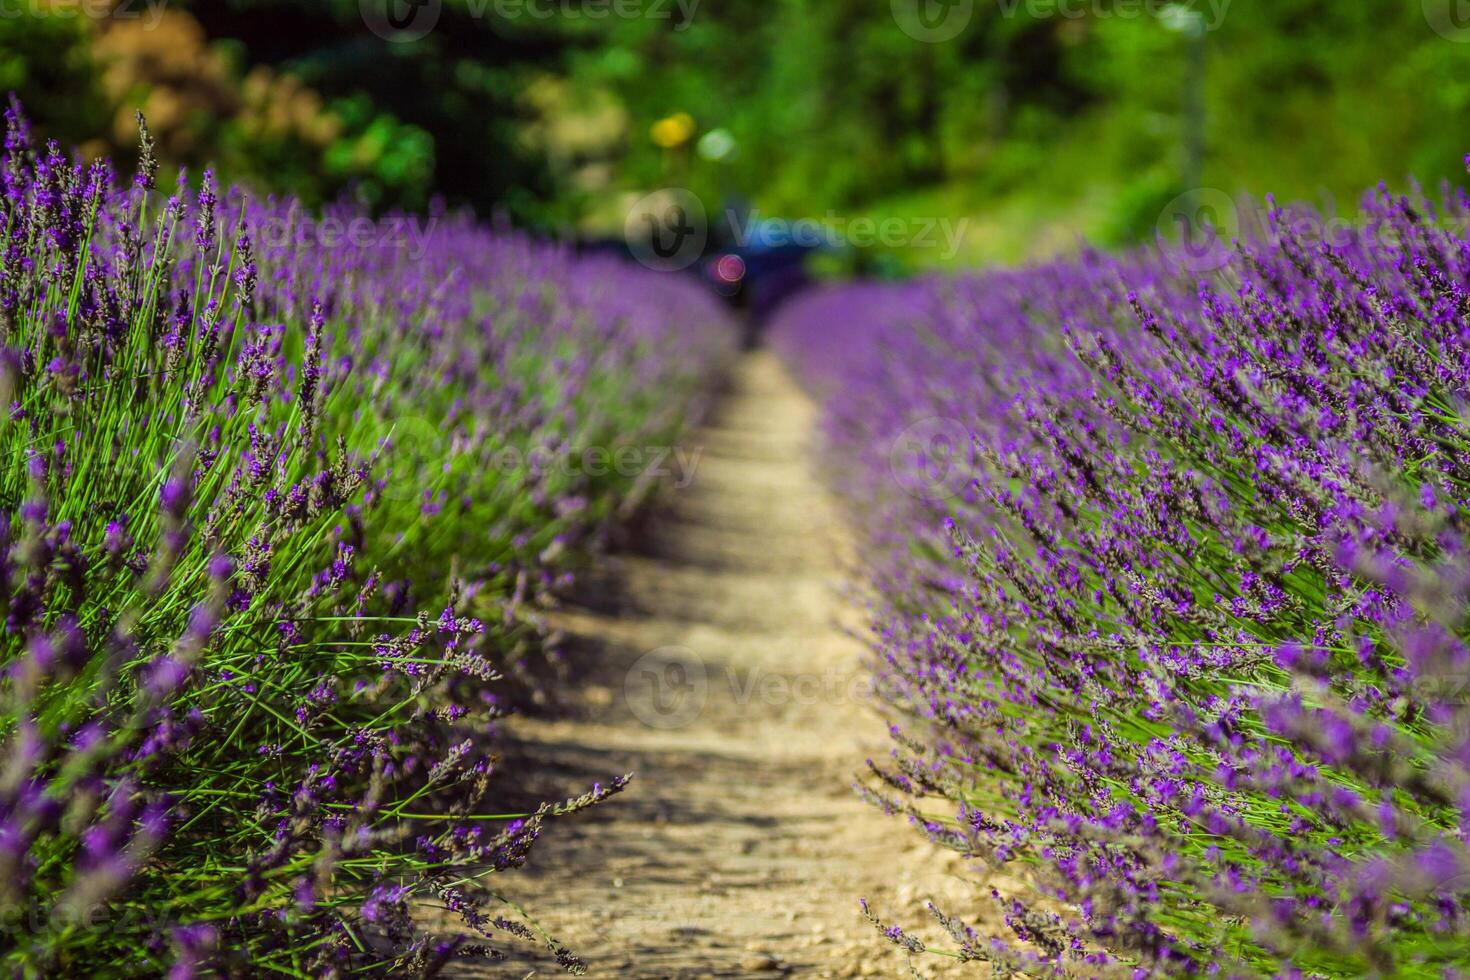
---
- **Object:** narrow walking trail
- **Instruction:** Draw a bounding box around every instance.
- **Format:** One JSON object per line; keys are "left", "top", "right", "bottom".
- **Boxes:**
{"left": 484, "top": 353, "right": 989, "bottom": 978}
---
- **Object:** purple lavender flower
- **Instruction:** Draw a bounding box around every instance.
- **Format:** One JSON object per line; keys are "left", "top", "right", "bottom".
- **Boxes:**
{"left": 772, "top": 176, "right": 1470, "bottom": 974}
{"left": 0, "top": 101, "right": 731, "bottom": 975}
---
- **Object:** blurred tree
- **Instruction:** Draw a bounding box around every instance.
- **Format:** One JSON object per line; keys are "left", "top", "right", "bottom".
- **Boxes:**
{"left": 540, "top": 0, "right": 1470, "bottom": 257}
{"left": 187, "top": 0, "right": 566, "bottom": 221}
{"left": 7, "top": 0, "right": 1470, "bottom": 258}
{"left": 0, "top": 12, "right": 111, "bottom": 156}
{"left": 0, "top": 2, "right": 434, "bottom": 209}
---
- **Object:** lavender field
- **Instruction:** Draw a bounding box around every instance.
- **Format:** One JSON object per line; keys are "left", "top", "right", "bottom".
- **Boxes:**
{"left": 772, "top": 183, "right": 1470, "bottom": 976}
{"left": 8, "top": 10, "right": 1470, "bottom": 977}
{"left": 0, "top": 104, "right": 734, "bottom": 974}
{"left": 14, "top": 113, "right": 1470, "bottom": 977}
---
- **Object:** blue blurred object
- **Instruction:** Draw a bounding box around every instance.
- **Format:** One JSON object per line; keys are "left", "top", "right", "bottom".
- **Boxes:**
{"left": 576, "top": 200, "right": 825, "bottom": 347}
{"left": 704, "top": 206, "right": 824, "bottom": 345}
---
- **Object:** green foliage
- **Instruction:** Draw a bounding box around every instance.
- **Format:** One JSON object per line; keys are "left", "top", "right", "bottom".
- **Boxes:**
{"left": 191, "top": 0, "right": 563, "bottom": 222}
{"left": 0, "top": 7, "right": 437, "bottom": 214}
{"left": 0, "top": 15, "right": 109, "bottom": 151}
{"left": 6, "top": 0, "right": 1469, "bottom": 252}
{"left": 543, "top": 0, "right": 1470, "bottom": 261}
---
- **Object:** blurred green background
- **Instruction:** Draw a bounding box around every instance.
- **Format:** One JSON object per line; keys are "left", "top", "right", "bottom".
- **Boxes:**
{"left": 6, "top": 0, "right": 1470, "bottom": 267}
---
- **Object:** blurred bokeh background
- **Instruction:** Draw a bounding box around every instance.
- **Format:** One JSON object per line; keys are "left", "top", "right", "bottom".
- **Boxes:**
{"left": 8, "top": 0, "right": 1470, "bottom": 271}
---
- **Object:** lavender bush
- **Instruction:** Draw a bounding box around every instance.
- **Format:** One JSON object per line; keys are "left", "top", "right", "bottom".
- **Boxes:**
{"left": 0, "top": 103, "right": 732, "bottom": 976}
{"left": 773, "top": 181, "right": 1470, "bottom": 976}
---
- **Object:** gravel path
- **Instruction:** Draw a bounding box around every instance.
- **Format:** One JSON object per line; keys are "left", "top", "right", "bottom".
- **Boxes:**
{"left": 467, "top": 352, "right": 1000, "bottom": 978}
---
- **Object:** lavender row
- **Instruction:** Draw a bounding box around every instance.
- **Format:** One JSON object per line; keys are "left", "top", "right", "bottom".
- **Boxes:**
{"left": 772, "top": 182, "right": 1470, "bottom": 976}
{"left": 0, "top": 104, "right": 733, "bottom": 976}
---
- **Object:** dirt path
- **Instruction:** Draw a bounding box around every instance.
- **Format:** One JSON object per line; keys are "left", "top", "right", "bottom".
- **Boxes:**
{"left": 478, "top": 352, "right": 990, "bottom": 979}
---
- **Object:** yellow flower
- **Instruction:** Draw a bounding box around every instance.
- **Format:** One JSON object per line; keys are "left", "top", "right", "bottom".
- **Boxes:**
{"left": 650, "top": 112, "right": 696, "bottom": 148}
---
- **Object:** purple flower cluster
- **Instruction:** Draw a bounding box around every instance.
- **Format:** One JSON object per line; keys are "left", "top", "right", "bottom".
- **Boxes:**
{"left": 0, "top": 102, "right": 732, "bottom": 976}
{"left": 773, "top": 181, "right": 1470, "bottom": 975}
